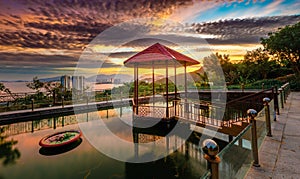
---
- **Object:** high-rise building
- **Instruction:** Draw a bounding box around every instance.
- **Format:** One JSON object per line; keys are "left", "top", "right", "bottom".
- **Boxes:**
{"left": 72, "top": 76, "right": 85, "bottom": 92}
{"left": 60, "top": 75, "right": 71, "bottom": 91}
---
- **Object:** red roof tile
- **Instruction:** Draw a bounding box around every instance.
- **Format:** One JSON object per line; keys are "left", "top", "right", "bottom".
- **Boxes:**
{"left": 123, "top": 43, "right": 199, "bottom": 68}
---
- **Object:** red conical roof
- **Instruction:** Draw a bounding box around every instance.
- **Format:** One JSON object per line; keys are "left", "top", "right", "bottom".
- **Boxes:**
{"left": 123, "top": 43, "right": 199, "bottom": 68}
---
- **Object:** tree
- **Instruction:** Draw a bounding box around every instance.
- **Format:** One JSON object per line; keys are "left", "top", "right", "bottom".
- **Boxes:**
{"left": 196, "top": 71, "right": 209, "bottom": 87}
{"left": 216, "top": 53, "right": 239, "bottom": 85}
{"left": 0, "top": 83, "right": 13, "bottom": 101}
{"left": 0, "top": 83, "right": 11, "bottom": 94}
{"left": 243, "top": 48, "right": 270, "bottom": 80}
{"left": 0, "top": 127, "right": 21, "bottom": 165}
{"left": 44, "top": 81, "right": 62, "bottom": 104}
{"left": 26, "top": 76, "right": 44, "bottom": 93}
{"left": 202, "top": 54, "right": 226, "bottom": 86}
{"left": 261, "top": 22, "right": 300, "bottom": 76}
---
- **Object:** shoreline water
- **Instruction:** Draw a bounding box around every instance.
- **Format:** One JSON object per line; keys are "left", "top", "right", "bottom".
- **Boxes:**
{"left": 1, "top": 81, "right": 123, "bottom": 94}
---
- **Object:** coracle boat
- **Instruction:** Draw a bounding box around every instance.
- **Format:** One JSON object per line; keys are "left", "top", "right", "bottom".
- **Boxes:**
{"left": 39, "top": 130, "right": 82, "bottom": 148}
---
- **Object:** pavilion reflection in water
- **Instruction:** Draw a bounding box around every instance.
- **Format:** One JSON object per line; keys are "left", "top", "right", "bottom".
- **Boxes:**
{"left": 0, "top": 105, "right": 252, "bottom": 178}
{"left": 126, "top": 121, "right": 229, "bottom": 179}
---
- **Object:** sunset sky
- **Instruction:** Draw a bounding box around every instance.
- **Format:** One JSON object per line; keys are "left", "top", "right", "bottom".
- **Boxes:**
{"left": 0, "top": 0, "right": 299, "bottom": 81}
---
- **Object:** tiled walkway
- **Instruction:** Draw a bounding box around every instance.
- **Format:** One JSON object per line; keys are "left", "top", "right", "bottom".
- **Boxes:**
{"left": 246, "top": 92, "right": 300, "bottom": 178}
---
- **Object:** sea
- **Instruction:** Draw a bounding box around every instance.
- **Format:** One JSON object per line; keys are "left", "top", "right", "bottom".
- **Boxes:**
{"left": 1, "top": 82, "right": 123, "bottom": 94}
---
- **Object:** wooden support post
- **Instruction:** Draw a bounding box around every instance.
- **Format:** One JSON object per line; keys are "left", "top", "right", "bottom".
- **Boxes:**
{"left": 166, "top": 60, "right": 169, "bottom": 118}
{"left": 152, "top": 61, "right": 155, "bottom": 107}
{"left": 134, "top": 64, "right": 139, "bottom": 115}
{"left": 183, "top": 62, "right": 190, "bottom": 119}
{"left": 133, "top": 131, "right": 139, "bottom": 158}
{"left": 174, "top": 61, "right": 177, "bottom": 116}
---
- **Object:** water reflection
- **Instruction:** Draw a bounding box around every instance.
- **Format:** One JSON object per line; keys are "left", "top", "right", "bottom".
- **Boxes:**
{"left": 128, "top": 122, "right": 226, "bottom": 178}
{"left": 126, "top": 152, "right": 195, "bottom": 179}
{"left": 0, "top": 106, "right": 236, "bottom": 178}
{"left": 0, "top": 126, "right": 21, "bottom": 166}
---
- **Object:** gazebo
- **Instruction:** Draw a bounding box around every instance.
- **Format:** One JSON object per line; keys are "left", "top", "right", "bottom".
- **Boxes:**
{"left": 124, "top": 43, "right": 199, "bottom": 120}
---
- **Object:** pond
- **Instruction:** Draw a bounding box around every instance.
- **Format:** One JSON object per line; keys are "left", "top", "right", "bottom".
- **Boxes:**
{"left": 0, "top": 106, "right": 219, "bottom": 179}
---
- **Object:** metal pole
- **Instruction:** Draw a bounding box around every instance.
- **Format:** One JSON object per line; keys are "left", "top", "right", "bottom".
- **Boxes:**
{"left": 31, "top": 120, "right": 34, "bottom": 133}
{"left": 275, "top": 85, "right": 279, "bottom": 115}
{"left": 31, "top": 98, "right": 34, "bottom": 111}
{"left": 86, "top": 92, "right": 88, "bottom": 105}
{"left": 248, "top": 109, "right": 260, "bottom": 167}
{"left": 271, "top": 87, "right": 276, "bottom": 121}
{"left": 283, "top": 86, "right": 286, "bottom": 103}
{"left": 62, "top": 95, "right": 64, "bottom": 108}
{"left": 263, "top": 98, "right": 272, "bottom": 137}
{"left": 278, "top": 88, "right": 284, "bottom": 108}
{"left": 53, "top": 117, "right": 56, "bottom": 129}
{"left": 62, "top": 116, "right": 65, "bottom": 127}
{"left": 52, "top": 90, "right": 55, "bottom": 106}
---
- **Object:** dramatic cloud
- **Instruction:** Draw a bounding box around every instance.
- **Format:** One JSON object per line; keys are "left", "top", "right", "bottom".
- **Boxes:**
{"left": 0, "top": 0, "right": 299, "bottom": 80}
{"left": 0, "top": 0, "right": 194, "bottom": 50}
{"left": 0, "top": 52, "right": 122, "bottom": 80}
{"left": 0, "top": 52, "right": 121, "bottom": 68}
{"left": 192, "top": 15, "right": 300, "bottom": 44}
{"left": 1, "top": 0, "right": 299, "bottom": 51}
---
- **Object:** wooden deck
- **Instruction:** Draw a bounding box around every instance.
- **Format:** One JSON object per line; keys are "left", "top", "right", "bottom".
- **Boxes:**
{"left": 133, "top": 101, "right": 254, "bottom": 137}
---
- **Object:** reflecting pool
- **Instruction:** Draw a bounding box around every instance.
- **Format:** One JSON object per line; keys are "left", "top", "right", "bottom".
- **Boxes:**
{"left": 0, "top": 106, "right": 219, "bottom": 179}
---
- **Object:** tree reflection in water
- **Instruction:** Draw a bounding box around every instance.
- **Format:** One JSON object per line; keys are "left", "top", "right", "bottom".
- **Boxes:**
{"left": 0, "top": 127, "right": 21, "bottom": 166}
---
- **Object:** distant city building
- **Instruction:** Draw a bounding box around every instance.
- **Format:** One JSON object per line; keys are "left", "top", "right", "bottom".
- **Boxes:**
{"left": 72, "top": 76, "right": 85, "bottom": 92}
{"left": 97, "top": 78, "right": 112, "bottom": 84}
{"left": 113, "top": 79, "right": 121, "bottom": 84}
{"left": 97, "top": 78, "right": 121, "bottom": 84}
{"left": 60, "top": 75, "right": 71, "bottom": 91}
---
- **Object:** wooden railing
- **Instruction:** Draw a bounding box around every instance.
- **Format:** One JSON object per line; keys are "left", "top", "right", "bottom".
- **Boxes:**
{"left": 133, "top": 104, "right": 178, "bottom": 119}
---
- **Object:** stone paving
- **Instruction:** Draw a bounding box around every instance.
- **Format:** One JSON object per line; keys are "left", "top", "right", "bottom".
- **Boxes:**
{"left": 246, "top": 92, "right": 300, "bottom": 179}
